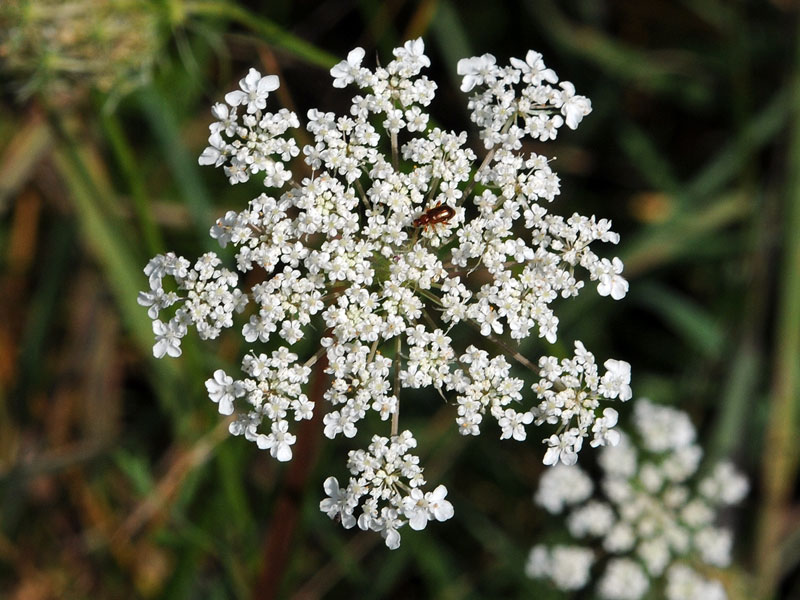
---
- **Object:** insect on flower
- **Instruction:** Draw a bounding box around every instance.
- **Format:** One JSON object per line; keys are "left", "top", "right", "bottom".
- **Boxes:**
{"left": 413, "top": 203, "right": 456, "bottom": 230}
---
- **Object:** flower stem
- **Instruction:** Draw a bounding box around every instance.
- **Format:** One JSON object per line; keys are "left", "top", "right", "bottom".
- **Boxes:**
{"left": 460, "top": 114, "right": 515, "bottom": 201}
{"left": 367, "top": 338, "right": 380, "bottom": 363}
{"left": 392, "top": 335, "right": 401, "bottom": 437}
{"left": 416, "top": 286, "right": 540, "bottom": 375}
{"left": 390, "top": 130, "right": 399, "bottom": 171}
{"left": 463, "top": 318, "right": 540, "bottom": 375}
{"left": 355, "top": 178, "right": 370, "bottom": 210}
{"left": 253, "top": 353, "right": 328, "bottom": 599}
{"left": 303, "top": 346, "right": 327, "bottom": 369}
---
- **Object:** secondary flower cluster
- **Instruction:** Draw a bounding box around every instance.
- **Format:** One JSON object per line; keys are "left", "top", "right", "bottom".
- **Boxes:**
{"left": 533, "top": 342, "right": 631, "bottom": 466}
{"left": 526, "top": 398, "right": 748, "bottom": 600}
{"left": 320, "top": 431, "right": 454, "bottom": 550}
{"left": 138, "top": 39, "right": 631, "bottom": 548}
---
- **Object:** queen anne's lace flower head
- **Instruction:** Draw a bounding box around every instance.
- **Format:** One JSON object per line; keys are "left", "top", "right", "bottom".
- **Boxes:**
{"left": 138, "top": 39, "right": 631, "bottom": 548}
{"left": 527, "top": 398, "right": 748, "bottom": 598}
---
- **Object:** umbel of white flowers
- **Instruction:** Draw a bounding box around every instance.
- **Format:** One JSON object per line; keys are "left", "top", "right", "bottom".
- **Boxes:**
{"left": 527, "top": 399, "right": 749, "bottom": 600}
{"left": 137, "top": 39, "right": 631, "bottom": 549}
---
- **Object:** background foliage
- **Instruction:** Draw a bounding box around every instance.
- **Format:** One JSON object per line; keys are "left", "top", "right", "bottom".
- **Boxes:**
{"left": 0, "top": 0, "right": 798, "bottom": 598}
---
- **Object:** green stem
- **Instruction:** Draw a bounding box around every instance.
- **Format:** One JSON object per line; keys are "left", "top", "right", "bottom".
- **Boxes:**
{"left": 367, "top": 338, "right": 380, "bottom": 363}
{"left": 415, "top": 287, "right": 540, "bottom": 376}
{"left": 462, "top": 318, "right": 540, "bottom": 375}
{"left": 460, "top": 114, "right": 515, "bottom": 202}
{"left": 390, "top": 130, "right": 399, "bottom": 171}
{"left": 392, "top": 335, "right": 401, "bottom": 437}
{"left": 354, "top": 178, "right": 371, "bottom": 211}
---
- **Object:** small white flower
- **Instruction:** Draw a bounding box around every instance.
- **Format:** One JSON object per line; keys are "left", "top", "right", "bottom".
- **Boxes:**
{"left": 225, "top": 68, "right": 279, "bottom": 114}
{"left": 665, "top": 564, "right": 727, "bottom": 600}
{"left": 393, "top": 38, "right": 430, "bottom": 69}
{"left": 598, "top": 257, "right": 628, "bottom": 300}
{"left": 498, "top": 409, "right": 533, "bottom": 441}
{"left": 555, "top": 81, "right": 593, "bottom": 130}
{"left": 568, "top": 500, "right": 615, "bottom": 538}
{"left": 330, "top": 47, "right": 366, "bottom": 88}
{"left": 319, "top": 476, "right": 356, "bottom": 528}
{"left": 403, "top": 484, "right": 454, "bottom": 531}
{"left": 457, "top": 53, "right": 497, "bottom": 92}
{"left": 205, "top": 369, "right": 241, "bottom": 415}
{"left": 510, "top": 50, "right": 558, "bottom": 85}
{"left": 535, "top": 464, "right": 594, "bottom": 514}
{"left": 699, "top": 461, "right": 749, "bottom": 505}
{"left": 258, "top": 419, "right": 296, "bottom": 462}
{"left": 597, "top": 558, "right": 650, "bottom": 600}
{"left": 600, "top": 359, "right": 633, "bottom": 401}
{"left": 591, "top": 407, "right": 621, "bottom": 447}
{"left": 152, "top": 319, "right": 183, "bottom": 358}
{"left": 549, "top": 545, "right": 595, "bottom": 590}
{"left": 544, "top": 430, "right": 583, "bottom": 466}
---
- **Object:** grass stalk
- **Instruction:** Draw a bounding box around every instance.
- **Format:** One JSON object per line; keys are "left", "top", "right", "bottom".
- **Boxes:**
{"left": 755, "top": 13, "right": 800, "bottom": 597}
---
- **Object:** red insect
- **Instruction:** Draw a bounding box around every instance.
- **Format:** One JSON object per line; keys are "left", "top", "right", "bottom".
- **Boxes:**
{"left": 413, "top": 204, "right": 456, "bottom": 229}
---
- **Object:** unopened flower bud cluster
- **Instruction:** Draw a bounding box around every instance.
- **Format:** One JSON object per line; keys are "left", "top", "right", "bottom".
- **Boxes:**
{"left": 526, "top": 398, "right": 748, "bottom": 599}
{"left": 138, "top": 39, "right": 631, "bottom": 548}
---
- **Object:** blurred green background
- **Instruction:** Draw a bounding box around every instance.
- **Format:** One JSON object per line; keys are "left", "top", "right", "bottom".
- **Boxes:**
{"left": 0, "top": 0, "right": 798, "bottom": 598}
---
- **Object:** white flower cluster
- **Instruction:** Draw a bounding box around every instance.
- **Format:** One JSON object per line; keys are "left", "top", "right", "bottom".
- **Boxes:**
{"left": 457, "top": 50, "right": 592, "bottom": 147}
{"left": 198, "top": 68, "right": 300, "bottom": 187}
{"left": 320, "top": 431, "right": 454, "bottom": 549}
{"left": 138, "top": 39, "right": 631, "bottom": 548}
{"left": 526, "top": 398, "right": 749, "bottom": 600}
{"left": 138, "top": 252, "right": 246, "bottom": 358}
{"left": 206, "top": 348, "right": 313, "bottom": 461}
{"left": 533, "top": 342, "right": 631, "bottom": 466}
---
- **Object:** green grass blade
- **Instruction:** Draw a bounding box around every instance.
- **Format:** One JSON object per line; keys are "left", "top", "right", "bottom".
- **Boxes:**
{"left": 51, "top": 124, "right": 185, "bottom": 421}
{"left": 52, "top": 143, "right": 154, "bottom": 354}
{"left": 430, "top": 0, "right": 472, "bottom": 89}
{"left": 622, "top": 190, "right": 751, "bottom": 276}
{"left": 183, "top": 1, "right": 339, "bottom": 69}
{"left": 524, "top": 0, "right": 711, "bottom": 106}
{"left": 100, "top": 109, "right": 165, "bottom": 256}
{"left": 755, "top": 16, "right": 800, "bottom": 595}
{"left": 631, "top": 281, "right": 724, "bottom": 358}
{"left": 137, "top": 86, "right": 215, "bottom": 246}
{"left": 620, "top": 122, "right": 682, "bottom": 197}
{"left": 687, "top": 86, "right": 791, "bottom": 200}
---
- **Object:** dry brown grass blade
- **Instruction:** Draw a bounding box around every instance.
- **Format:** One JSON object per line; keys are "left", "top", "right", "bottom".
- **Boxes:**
{"left": 403, "top": 0, "right": 438, "bottom": 40}
{"left": 0, "top": 186, "right": 43, "bottom": 466}
{"left": 112, "top": 418, "right": 232, "bottom": 543}
{"left": 0, "top": 110, "right": 51, "bottom": 215}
